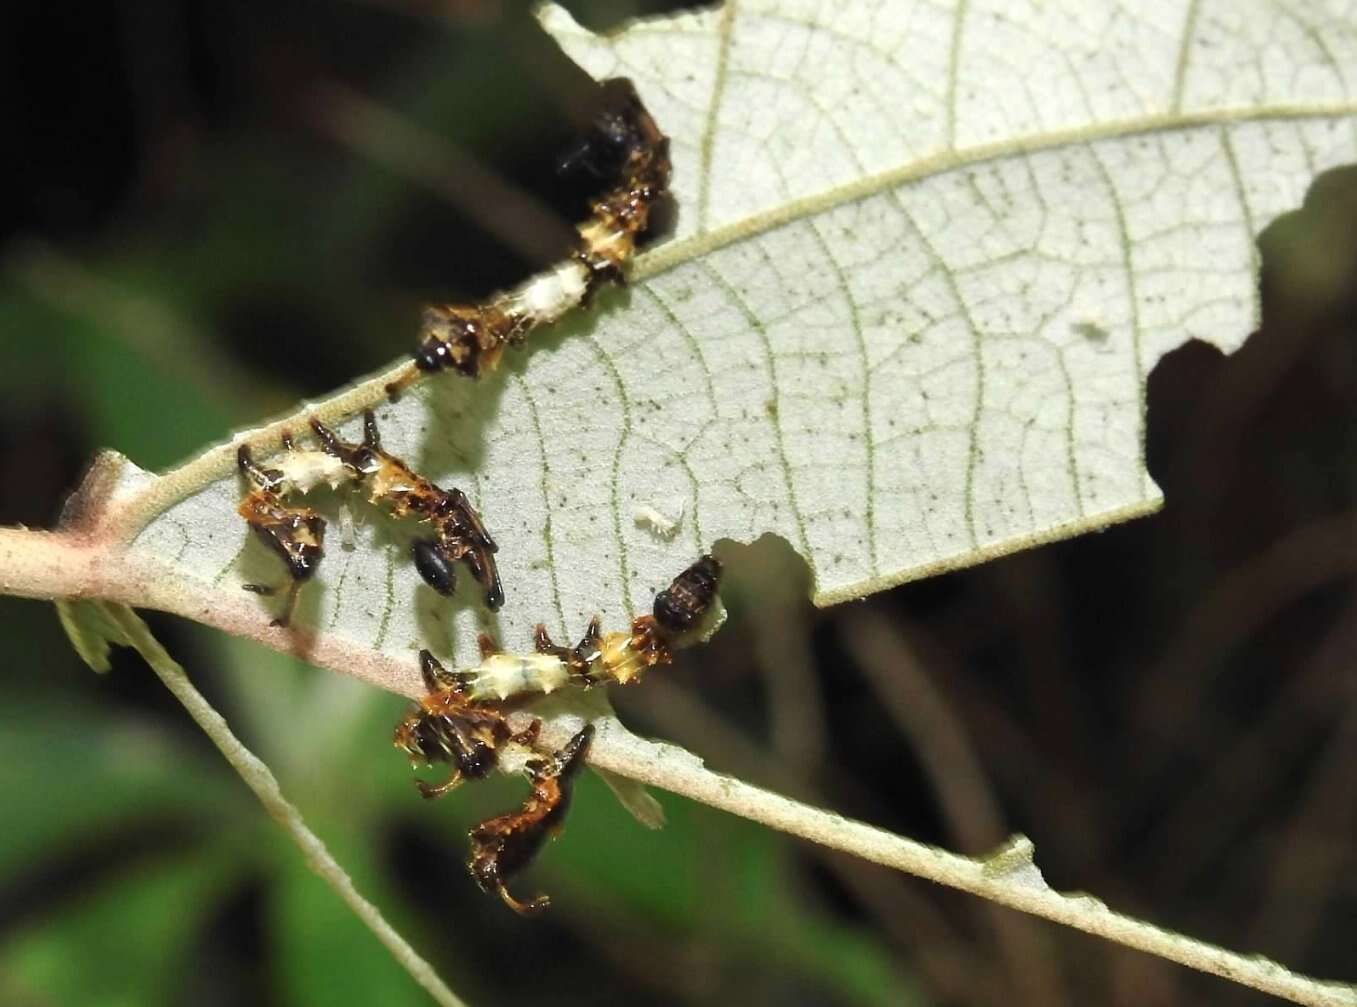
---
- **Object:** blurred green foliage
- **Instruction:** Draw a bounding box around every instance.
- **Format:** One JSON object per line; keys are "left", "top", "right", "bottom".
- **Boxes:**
{"left": 4, "top": 2, "right": 1356, "bottom": 1005}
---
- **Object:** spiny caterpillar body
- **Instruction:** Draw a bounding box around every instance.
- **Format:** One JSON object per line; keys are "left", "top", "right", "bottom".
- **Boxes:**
{"left": 386, "top": 77, "right": 671, "bottom": 396}
{"left": 452, "top": 553, "right": 721, "bottom": 702}
{"left": 237, "top": 409, "right": 501, "bottom": 625}
{"left": 392, "top": 554, "right": 721, "bottom": 913}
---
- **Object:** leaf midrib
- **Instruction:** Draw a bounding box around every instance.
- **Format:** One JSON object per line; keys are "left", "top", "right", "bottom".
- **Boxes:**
{"left": 635, "top": 99, "right": 1357, "bottom": 284}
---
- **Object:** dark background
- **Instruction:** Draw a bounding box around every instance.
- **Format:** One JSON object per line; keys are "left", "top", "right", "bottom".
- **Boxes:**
{"left": 2, "top": 2, "right": 1355, "bottom": 1004}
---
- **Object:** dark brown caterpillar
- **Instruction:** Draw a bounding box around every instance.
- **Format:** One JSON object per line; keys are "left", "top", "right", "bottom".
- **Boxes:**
{"left": 309, "top": 410, "right": 503, "bottom": 610}
{"left": 652, "top": 553, "right": 721, "bottom": 632}
{"left": 237, "top": 410, "right": 502, "bottom": 625}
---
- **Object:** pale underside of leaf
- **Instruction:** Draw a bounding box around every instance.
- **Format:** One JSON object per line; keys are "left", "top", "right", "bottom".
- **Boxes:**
{"left": 80, "top": 0, "right": 1356, "bottom": 678}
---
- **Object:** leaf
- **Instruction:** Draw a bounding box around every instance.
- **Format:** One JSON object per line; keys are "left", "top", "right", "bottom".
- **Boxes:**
{"left": 54, "top": 0, "right": 1357, "bottom": 685}
{"left": 55, "top": 597, "right": 130, "bottom": 673}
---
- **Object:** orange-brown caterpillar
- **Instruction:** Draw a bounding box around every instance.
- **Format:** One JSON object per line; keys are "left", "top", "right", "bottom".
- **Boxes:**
{"left": 237, "top": 409, "right": 502, "bottom": 625}
{"left": 392, "top": 648, "right": 593, "bottom": 915}
{"left": 393, "top": 554, "right": 720, "bottom": 913}
{"left": 468, "top": 725, "right": 592, "bottom": 915}
{"left": 387, "top": 78, "right": 670, "bottom": 395}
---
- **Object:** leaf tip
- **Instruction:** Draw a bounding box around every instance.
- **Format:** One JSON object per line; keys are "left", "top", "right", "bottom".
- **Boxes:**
{"left": 55, "top": 598, "right": 129, "bottom": 674}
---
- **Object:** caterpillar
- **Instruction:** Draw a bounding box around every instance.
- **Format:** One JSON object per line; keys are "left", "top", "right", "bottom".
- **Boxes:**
{"left": 237, "top": 409, "right": 502, "bottom": 626}
{"left": 443, "top": 552, "right": 721, "bottom": 702}
{"left": 384, "top": 77, "right": 671, "bottom": 398}
{"left": 468, "top": 725, "right": 593, "bottom": 916}
{"left": 392, "top": 553, "right": 721, "bottom": 913}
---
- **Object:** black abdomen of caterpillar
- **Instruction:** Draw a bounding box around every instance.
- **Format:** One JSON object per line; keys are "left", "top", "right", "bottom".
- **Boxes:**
{"left": 410, "top": 713, "right": 495, "bottom": 780}
{"left": 653, "top": 554, "right": 722, "bottom": 633}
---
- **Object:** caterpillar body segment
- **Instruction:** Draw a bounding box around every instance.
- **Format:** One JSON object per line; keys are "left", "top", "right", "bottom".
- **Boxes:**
{"left": 459, "top": 652, "right": 574, "bottom": 703}
{"left": 236, "top": 443, "right": 332, "bottom": 626}
{"left": 237, "top": 442, "right": 350, "bottom": 497}
{"left": 236, "top": 453, "right": 328, "bottom": 583}
{"left": 568, "top": 76, "right": 671, "bottom": 284}
{"left": 411, "top": 261, "right": 590, "bottom": 378}
{"left": 393, "top": 650, "right": 542, "bottom": 800}
{"left": 653, "top": 553, "right": 722, "bottom": 632}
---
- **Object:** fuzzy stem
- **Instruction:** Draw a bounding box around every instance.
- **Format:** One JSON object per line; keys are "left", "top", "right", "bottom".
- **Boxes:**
{"left": 0, "top": 527, "right": 100, "bottom": 600}
{"left": 549, "top": 715, "right": 1357, "bottom": 1007}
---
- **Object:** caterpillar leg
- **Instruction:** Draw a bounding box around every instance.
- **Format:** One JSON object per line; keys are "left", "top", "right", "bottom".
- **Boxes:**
{"left": 467, "top": 724, "right": 594, "bottom": 915}
{"left": 419, "top": 648, "right": 469, "bottom": 696}
{"left": 237, "top": 443, "right": 281, "bottom": 491}
{"left": 463, "top": 545, "right": 504, "bottom": 611}
{"left": 416, "top": 771, "right": 465, "bottom": 801}
{"left": 308, "top": 416, "right": 373, "bottom": 472}
{"left": 425, "top": 486, "right": 503, "bottom": 610}
{"left": 532, "top": 624, "right": 571, "bottom": 663}
{"left": 268, "top": 580, "right": 305, "bottom": 628}
{"left": 411, "top": 527, "right": 503, "bottom": 611}
{"left": 411, "top": 533, "right": 504, "bottom": 612}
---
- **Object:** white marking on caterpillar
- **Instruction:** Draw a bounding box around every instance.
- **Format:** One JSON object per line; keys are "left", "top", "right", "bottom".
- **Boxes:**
{"left": 269, "top": 451, "right": 350, "bottom": 494}
{"left": 458, "top": 629, "right": 649, "bottom": 703}
{"left": 514, "top": 261, "right": 591, "bottom": 327}
{"left": 467, "top": 654, "right": 571, "bottom": 701}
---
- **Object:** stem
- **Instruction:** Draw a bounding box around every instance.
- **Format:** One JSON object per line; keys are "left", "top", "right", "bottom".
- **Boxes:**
{"left": 562, "top": 716, "right": 1357, "bottom": 1007}
{"left": 0, "top": 527, "right": 99, "bottom": 599}
{"left": 104, "top": 604, "right": 468, "bottom": 1007}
